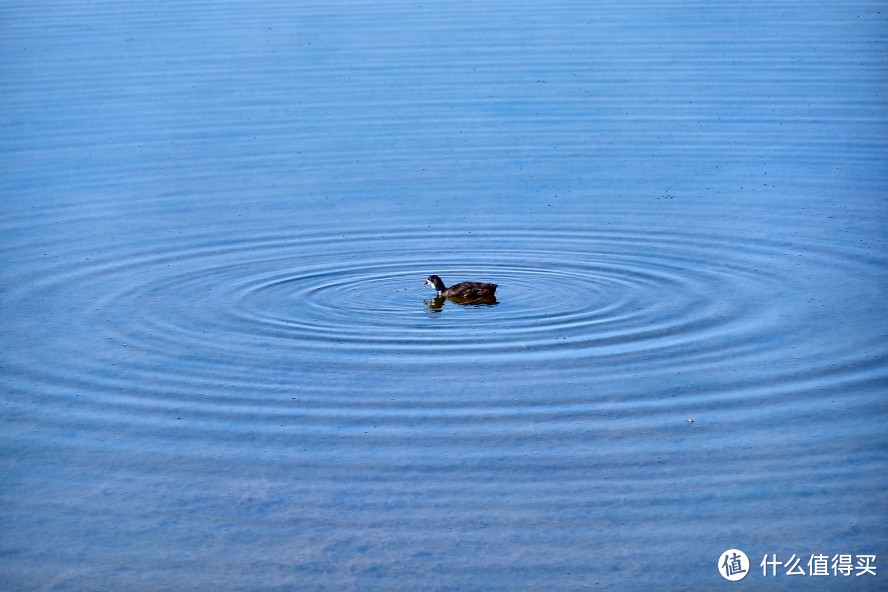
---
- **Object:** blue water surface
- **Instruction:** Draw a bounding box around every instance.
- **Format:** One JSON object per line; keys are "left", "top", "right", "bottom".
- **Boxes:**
{"left": 1, "top": 1, "right": 886, "bottom": 590}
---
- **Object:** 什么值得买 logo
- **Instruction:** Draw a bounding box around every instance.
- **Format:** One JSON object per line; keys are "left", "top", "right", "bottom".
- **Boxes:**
{"left": 718, "top": 549, "right": 877, "bottom": 580}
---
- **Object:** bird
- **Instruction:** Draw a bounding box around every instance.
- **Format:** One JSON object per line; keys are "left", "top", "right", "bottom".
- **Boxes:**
{"left": 423, "top": 274, "right": 497, "bottom": 303}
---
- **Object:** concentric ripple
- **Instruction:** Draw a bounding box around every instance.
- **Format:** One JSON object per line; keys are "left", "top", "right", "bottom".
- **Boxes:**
{"left": 47, "top": 225, "right": 783, "bottom": 367}
{"left": 4, "top": 214, "right": 884, "bottom": 435}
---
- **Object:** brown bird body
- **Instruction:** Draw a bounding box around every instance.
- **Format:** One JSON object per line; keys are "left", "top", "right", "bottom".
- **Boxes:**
{"left": 423, "top": 275, "right": 497, "bottom": 302}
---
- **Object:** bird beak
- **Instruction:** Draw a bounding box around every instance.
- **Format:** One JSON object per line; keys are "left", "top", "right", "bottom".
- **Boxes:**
{"left": 422, "top": 280, "right": 430, "bottom": 285}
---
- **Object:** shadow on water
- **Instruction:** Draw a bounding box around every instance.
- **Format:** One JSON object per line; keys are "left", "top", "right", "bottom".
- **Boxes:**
{"left": 425, "top": 295, "right": 498, "bottom": 312}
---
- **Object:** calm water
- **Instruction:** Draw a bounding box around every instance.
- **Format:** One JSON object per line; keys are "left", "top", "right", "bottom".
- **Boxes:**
{"left": 2, "top": 1, "right": 886, "bottom": 590}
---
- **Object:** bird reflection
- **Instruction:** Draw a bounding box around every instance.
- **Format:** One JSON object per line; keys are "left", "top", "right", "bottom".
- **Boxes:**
{"left": 425, "top": 294, "right": 498, "bottom": 312}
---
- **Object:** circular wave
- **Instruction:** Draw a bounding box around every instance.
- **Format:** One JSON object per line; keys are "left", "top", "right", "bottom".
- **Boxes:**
{"left": 78, "top": 227, "right": 779, "bottom": 360}
{"left": 3, "top": 217, "right": 884, "bottom": 439}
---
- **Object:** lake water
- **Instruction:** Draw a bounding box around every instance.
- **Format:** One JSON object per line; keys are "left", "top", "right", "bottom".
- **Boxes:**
{"left": 1, "top": 1, "right": 886, "bottom": 590}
